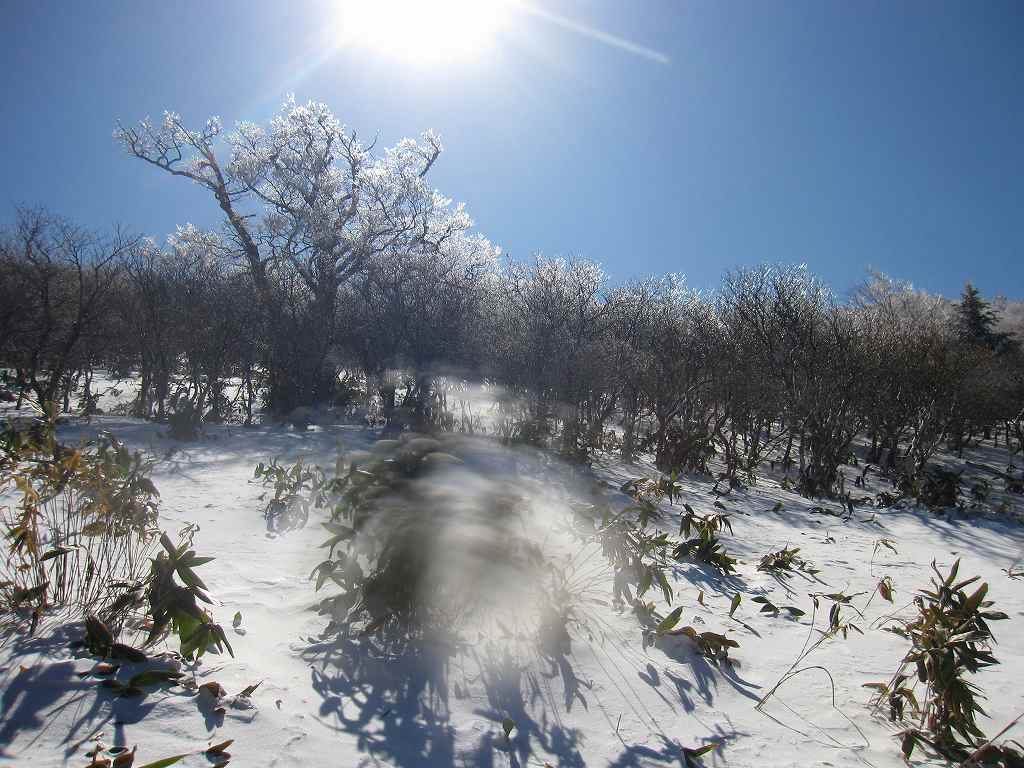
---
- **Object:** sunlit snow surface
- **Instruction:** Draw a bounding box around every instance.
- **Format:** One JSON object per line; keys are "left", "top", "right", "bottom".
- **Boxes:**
{"left": 1, "top": 410, "right": 1022, "bottom": 768}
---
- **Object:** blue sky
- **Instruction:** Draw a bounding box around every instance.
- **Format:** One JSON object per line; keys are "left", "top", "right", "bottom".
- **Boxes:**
{"left": 2, "top": 0, "right": 1022, "bottom": 299}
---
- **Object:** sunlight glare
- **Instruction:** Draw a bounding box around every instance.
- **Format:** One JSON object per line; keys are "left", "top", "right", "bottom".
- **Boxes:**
{"left": 336, "top": 0, "right": 511, "bottom": 64}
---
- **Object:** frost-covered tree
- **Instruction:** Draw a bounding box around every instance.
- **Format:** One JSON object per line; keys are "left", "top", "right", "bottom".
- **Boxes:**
{"left": 490, "top": 256, "right": 616, "bottom": 454}
{"left": 719, "top": 265, "right": 867, "bottom": 496}
{"left": 116, "top": 97, "right": 477, "bottom": 411}
{"left": 338, "top": 230, "right": 499, "bottom": 428}
{"left": 630, "top": 276, "right": 717, "bottom": 472}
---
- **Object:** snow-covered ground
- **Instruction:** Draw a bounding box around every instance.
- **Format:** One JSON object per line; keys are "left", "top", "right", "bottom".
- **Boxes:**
{"left": 2, "top": 414, "right": 1023, "bottom": 768}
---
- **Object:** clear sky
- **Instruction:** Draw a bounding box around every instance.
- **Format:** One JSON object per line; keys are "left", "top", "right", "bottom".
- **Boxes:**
{"left": 2, "top": 0, "right": 1022, "bottom": 299}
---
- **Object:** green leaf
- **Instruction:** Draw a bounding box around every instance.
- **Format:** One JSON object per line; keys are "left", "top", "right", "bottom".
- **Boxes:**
{"left": 963, "top": 583, "right": 988, "bottom": 615}
{"left": 159, "top": 533, "right": 177, "bottom": 557}
{"left": 638, "top": 567, "right": 652, "bottom": 597}
{"left": 656, "top": 606, "right": 684, "bottom": 635}
{"left": 729, "top": 593, "right": 741, "bottom": 618}
{"left": 685, "top": 742, "right": 718, "bottom": 757}
{"left": 175, "top": 566, "right": 208, "bottom": 592}
{"left": 980, "top": 611, "right": 1009, "bottom": 620}
{"left": 501, "top": 717, "right": 515, "bottom": 740}
{"left": 656, "top": 568, "right": 673, "bottom": 605}
{"left": 232, "top": 611, "right": 242, "bottom": 628}
{"left": 944, "top": 558, "right": 961, "bottom": 587}
{"left": 40, "top": 546, "right": 76, "bottom": 561}
{"left": 179, "top": 555, "right": 216, "bottom": 568}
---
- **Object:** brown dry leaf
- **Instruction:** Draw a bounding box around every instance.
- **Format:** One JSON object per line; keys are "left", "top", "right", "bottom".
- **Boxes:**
{"left": 110, "top": 643, "right": 148, "bottom": 663}
{"left": 206, "top": 740, "right": 234, "bottom": 754}
{"left": 199, "top": 681, "right": 227, "bottom": 699}
{"left": 112, "top": 746, "right": 137, "bottom": 767}
{"left": 86, "top": 759, "right": 112, "bottom": 768}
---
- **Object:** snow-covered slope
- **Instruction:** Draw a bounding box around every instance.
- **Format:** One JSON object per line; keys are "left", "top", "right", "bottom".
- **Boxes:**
{"left": 2, "top": 416, "right": 1022, "bottom": 767}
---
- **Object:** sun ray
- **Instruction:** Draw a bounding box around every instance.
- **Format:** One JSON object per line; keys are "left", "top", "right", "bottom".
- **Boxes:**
{"left": 513, "top": 1, "right": 670, "bottom": 65}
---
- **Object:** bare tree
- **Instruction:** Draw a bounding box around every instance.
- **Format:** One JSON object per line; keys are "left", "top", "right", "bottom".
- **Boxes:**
{"left": 0, "top": 208, "right": 134, "bottom": 409}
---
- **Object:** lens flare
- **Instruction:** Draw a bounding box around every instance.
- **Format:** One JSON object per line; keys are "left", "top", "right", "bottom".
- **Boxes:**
{"left": 336, "top": 0, "right": 511, "bottom": 64}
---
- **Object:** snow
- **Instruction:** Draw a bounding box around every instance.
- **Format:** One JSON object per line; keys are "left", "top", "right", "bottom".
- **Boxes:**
{"left": 2, "top": 415, "right": 1023, "bottom": 767}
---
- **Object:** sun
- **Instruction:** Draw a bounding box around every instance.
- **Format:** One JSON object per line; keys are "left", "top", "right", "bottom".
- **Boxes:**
{"left": 335, "top": 0, "right": 512, "bottom": 64}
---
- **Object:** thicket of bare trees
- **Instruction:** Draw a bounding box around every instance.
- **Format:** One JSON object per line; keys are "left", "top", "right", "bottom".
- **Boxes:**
{"left": 2, "top": 99, "right": 1022, "bottom": 502}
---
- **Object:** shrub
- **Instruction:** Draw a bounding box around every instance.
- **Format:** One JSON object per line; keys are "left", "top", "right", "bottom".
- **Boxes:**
{"left": 898, "top": 465, "right": 962, "bottom": 509}
{"left": 757, "top": 545, "right": 819, "bottom": 577}
{"left": 166, "top": 396, "right": 202, "bottom": 441}
{"left": 866, "top": 559, "right": 1014, "bottom": 762}
{"left": 1, "top": 418, "right": 158, "bottom": 631}
{"left": 674, "top": 507, "right": 737, "bottom": 574}
{"left": 253, "top": 457, "right": 326, "bottom": 532}
{"left": 143, "top": 530, "right": 233, "bottom": 660}
{"left": 308, "top": 435, "right": 545, "bottom": 646}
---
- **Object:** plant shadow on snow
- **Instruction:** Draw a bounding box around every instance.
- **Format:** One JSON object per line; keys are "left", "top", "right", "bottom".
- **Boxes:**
{"left": 653, "top": 635, "right": 761, "bottom": 712}
{"left": 291, "top": 434, "right": 744, "bottom": 768}
{"left": 0, "top": 623, "right": 164, "bottom": 759}
{"left": 608, "top": 727, "right": 747, "bottom": 768}
{"left": 302, "top": 434, "right": 779, "bottom": 766}
{"left": 303, "top": 634, "right": 455, "bottom": 766}
{"left": 301, "top": 633, "right": 588, "bottom": 768}
{"left": 294, "top": 439, "right": 592, "bottom": 768}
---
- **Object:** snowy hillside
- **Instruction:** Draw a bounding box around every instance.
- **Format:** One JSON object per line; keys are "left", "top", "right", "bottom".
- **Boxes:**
{"left": 2, "top": 415, "right": 1022, "bottom": 768}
